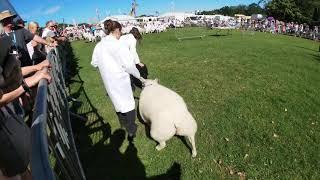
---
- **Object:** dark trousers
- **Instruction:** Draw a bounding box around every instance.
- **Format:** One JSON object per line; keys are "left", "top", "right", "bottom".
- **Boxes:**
{"left": 116, "top": 110, "right": 137, "bottom": 136}
{"left": 131, "top": 64, "right": 148, "bottom": 89}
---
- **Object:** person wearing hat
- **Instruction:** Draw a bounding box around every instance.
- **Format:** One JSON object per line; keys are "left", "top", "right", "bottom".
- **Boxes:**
{"left": 0, "top": 35, "right": 51, "bottom": 180}
{"left": 0, "top": 10, "right": 57, "bottom": 67}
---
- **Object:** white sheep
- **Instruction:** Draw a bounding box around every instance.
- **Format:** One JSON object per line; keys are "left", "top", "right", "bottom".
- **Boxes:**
{"left": 139, "top": 79, "right": 198, "bottom": 157}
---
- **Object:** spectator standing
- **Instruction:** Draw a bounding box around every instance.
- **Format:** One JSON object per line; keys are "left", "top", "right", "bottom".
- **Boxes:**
{"left": 0, "top": 35, "right": 51, "bottom": 180}
{"left": 27, "top": 21, "right": 47, "bottom": 64}
{"left": 0, "top": 10, "right": 55, "bottom": 67}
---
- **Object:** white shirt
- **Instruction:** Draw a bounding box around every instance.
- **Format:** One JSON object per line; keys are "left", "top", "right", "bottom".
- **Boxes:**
{"left": 119, "top": 34, "right": 141, "bottom": 64}
{"left": 27, "top": 41, "right": 34, "bottom": 59}
{"left": 91, "top": 35, "right": 140, "bottom": 113}
{"left": 42, "top": 28, "right": 55, "bottom": 38}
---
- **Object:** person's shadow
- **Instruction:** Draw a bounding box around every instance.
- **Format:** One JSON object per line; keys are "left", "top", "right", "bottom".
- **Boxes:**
{"left": 100, "top": 129, "right": 146, "bottom": 179}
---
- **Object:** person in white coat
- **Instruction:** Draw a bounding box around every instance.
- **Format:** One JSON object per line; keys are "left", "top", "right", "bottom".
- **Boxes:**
{"left": 120, "top": 27, "right": 148, "bottom": 89}
{"left": 91, "top": 20, "right": 142, "bottom": 141}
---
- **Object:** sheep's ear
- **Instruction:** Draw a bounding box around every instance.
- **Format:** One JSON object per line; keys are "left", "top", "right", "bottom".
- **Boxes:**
{"left": 155, "top": 78, "right": 159, "bottom": 83}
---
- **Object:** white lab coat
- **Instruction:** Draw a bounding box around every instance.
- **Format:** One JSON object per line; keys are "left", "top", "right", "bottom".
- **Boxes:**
{"left": 119, "top": 34, "right": 141, "bottom": 64}
{"left": 91, "top": 35, "right": 141, "bottom": 113}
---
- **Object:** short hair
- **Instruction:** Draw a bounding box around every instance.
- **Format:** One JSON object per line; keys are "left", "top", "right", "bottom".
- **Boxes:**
{"left": 28, "top": 21, "right": 39, "bottom": 31}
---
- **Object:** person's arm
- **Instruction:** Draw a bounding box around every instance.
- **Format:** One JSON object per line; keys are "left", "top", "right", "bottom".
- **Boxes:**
{"left": 91, "top": 44, "right": 100, "bottom": 68}
{"left": 0, "top": 70, "right": 51, "bottom": 107}
{"left": 33, "top": 35, "right": 57, "bottom": 47}
{"left": 0, "top": 86, "right": 25, "bottom": 106}
{"left": 21, "top": 60, "right": 50, "bottom": 76}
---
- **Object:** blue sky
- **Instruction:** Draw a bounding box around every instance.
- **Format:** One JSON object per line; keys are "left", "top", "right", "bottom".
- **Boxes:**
{"left": 10, "top": 0, "right": 256, "bottom": 26}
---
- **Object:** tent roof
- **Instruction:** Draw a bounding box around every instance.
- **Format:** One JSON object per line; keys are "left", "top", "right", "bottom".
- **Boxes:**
{"left": 100, "top": 15, "right": 136, "bottom": 23}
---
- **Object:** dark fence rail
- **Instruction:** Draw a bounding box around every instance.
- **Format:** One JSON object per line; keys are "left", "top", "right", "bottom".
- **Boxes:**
{"left": 31, "top": 46, "right": 86, "bottom": 180}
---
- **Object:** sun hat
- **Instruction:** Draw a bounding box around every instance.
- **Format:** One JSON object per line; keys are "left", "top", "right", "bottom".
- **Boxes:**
{"left": 0, "top": 10, "right": 17, "bottom": 22}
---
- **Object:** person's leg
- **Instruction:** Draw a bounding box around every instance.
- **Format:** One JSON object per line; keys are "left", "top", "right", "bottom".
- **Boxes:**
{"left": 116, "top": 112, "right": 126, "bottom": 128}
{"left": 124, "top": 110, "right": 137, "bottom": 137}
{"left": 116, "top": 110, "right": 138, "bottom": 141}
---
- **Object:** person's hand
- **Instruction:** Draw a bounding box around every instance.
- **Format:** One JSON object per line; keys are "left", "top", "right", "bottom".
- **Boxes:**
{"left": 139, "top": 77, "right": 146, "bottom": 83}
{"left": 138, "top": 63, "right": 145, "bottom": 67}
{"left": 31, "top": 40, "right": 38, "bottom": 47}
{"left": 25, "top": 69, "right": 51, "bottom": 87}
{"left": 53, "top": 41, "right": 58, "bottom": 46}
{"left": 36, "top": 60, "right": 51, "bottom": 71}
{"left": 49, "top": 41, "right": 58, "bottom": 47}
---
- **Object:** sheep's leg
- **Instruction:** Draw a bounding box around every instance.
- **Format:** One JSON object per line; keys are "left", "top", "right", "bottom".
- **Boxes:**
{"left": 187, "top": 135, "right": 197, "bottom": 157}
{"left": 156, "top": 141, "right": 166, "bottom": 151}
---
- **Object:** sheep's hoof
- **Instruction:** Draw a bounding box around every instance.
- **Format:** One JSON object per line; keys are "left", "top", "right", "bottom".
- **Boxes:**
{"left": 156, "top": 143, "right": 166, "bottom": 151}
{"left": 192, "top": 151, "right": 197, "bottom": 158}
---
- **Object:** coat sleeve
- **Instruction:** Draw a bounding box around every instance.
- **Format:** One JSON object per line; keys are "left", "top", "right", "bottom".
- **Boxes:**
{"left": 129, "top": 38, "right": 141, "bottom": 64}
{"left": 117, "top": 45, "right": 141, "bottom": 79}
{"left": 91, "top": 44, "right": 99, "bottom": 68}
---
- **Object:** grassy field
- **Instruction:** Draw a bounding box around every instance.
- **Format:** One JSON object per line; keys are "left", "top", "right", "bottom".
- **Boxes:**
{"left": 68, "top": 28, "right": 320, "bottom": 179}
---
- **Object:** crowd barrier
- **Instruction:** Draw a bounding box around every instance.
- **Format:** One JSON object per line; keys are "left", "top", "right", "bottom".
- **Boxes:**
{"left": 31, "top": 46, "right": 86, "bottom": 180}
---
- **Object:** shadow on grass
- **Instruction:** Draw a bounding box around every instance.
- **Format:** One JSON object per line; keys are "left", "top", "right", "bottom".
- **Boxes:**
{"left": 294, "top": 45, "right": 319, "bottom": 52}
{"left": 208, "top": 34, "right": 228, "bottom": 37}
{"left": 309, "top": 53, "right": 320, "bottom": 63}
{"left": 66, "top": 41, "right": 182, "bottom": 180}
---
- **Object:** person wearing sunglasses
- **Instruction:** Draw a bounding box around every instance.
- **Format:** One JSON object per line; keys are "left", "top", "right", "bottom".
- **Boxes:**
{"left": 0, "top": 10, "right": 56, "bottom": 67}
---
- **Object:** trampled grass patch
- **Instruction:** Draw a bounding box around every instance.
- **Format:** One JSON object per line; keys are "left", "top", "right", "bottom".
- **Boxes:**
{"left": 69, "top": 28, "right": 320, "bottom": 179}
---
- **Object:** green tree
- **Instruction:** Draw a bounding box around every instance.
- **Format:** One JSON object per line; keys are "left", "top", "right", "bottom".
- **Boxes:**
{"left": 266, "top": 0, "right": 320, "bottom": 24}
{"left": 266, "top": 0, "right": 302, "bottom": 22}
{"left": 198, "top": 3, "right": 265, "bottom": 16}
{"left": 247, "top": 3, "right": 265, "bottom": 15}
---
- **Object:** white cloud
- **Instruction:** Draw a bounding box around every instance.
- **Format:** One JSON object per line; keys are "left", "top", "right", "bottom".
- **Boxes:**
{"left": 44, "top": 5, "right": 61, "bottom": 15}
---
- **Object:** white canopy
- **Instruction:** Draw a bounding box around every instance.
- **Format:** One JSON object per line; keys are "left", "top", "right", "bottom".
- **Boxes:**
{"left": 158, "top": 12, "right": 195, "bottom": 21}
{"left": 100, "top": 15, "right": 137, "bottom": 23}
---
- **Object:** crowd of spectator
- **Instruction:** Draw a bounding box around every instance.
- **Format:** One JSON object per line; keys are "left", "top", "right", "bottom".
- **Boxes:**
{"left": 238, "top": 19, "right": 319, "bottom": 40}
{"left": 0, "top": 9, "right": 67, "bottom": 180}
{"left": 204, "top": 17, "right": 319, "bottom": 41}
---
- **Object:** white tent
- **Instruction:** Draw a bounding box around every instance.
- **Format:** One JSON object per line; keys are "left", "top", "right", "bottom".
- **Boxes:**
{"left": 100, "top": 15, "right": 137, "bottom": 23}
{"left": 158, "top": 12, "right": 195, "bottom": 21}
{"left": 251, "top": 14, "right": 264, "bottom": 20}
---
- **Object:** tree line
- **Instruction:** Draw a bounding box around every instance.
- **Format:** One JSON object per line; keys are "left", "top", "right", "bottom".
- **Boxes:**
{"left": 198, "top": 0, "right": 319, "bottom": 25}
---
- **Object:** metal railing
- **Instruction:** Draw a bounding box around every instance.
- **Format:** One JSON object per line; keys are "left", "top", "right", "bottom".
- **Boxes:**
{"left": 31, "top": 46, "right": 86, "bottom": 180}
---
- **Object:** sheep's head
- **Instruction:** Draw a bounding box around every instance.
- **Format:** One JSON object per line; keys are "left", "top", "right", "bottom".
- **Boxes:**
{"left": 142, "top": 78, "right": 159, "bottom": 88}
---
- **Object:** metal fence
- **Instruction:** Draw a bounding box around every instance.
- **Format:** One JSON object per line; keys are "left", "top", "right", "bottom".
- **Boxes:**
{"left": 31, "top": 46, "right": 86, "bottom": 180}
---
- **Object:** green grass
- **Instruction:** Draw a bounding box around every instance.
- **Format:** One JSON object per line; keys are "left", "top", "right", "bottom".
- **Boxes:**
{"left": 68, "top": 28, "right": 320, "bottom": 179}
